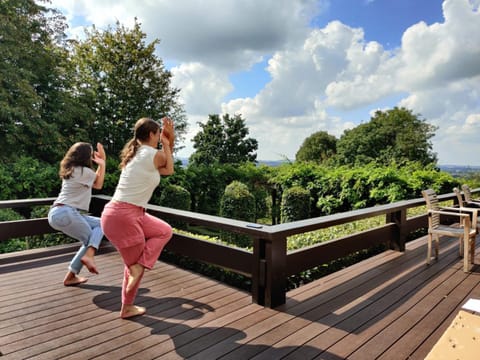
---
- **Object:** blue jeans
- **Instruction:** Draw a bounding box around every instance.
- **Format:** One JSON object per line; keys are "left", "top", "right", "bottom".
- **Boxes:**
{"left": 48, "top": 205, "right": 103, "bottom": 274}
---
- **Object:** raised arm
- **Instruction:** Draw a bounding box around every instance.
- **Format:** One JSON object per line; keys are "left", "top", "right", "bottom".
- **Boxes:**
{"left": 154, "top": 118, "right": 175, "bottom": 176}
{"left": 92, "top": 142, "right": 106, "bottom": 189}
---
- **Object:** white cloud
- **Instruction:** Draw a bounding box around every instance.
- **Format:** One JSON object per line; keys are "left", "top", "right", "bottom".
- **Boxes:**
{"left": 51, "top": 0, "right": 480, "bottom": 165}
{"left": 397, "top": 0, "right": 480, "bottom": 89}
{"left": 52, "top": 0, "right": 320, "bottom": 70}
{"left": 398, "top": 75, "right": 480, "bottom": 164}
{"left": 170, "top": 63, "right": 231, "bottom": 115}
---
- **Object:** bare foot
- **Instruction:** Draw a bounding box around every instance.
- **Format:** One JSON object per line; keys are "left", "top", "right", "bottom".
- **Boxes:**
{"left": 63, "top": 272, "right": 88, "bottom": 286}
{"left": 81, "top": 255, "right": 99, "bottom": 274}
{"left": 120, "top": 305, "right": 146, "bottom": 319}
{"left": 126, "top": 263, "right": 145, "bottom": 293}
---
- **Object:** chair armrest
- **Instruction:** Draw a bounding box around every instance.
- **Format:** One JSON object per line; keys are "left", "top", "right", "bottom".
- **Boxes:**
{"left": 458, "top": 207, "right": 478, "bottom": 229}
{"left": 448, "top": 206, "right": 479, "bottom": 214}
{"left": 428, "top": 209, "right": 470, "bottom": 218}
{"left": 440, "top": 206, "right": 461, "bottom": 211}
{"left": 429, "top": 209, "right": 476, "bottom": 231}
{"left": 442, "top": 206, "right": 479, "bottom": 215}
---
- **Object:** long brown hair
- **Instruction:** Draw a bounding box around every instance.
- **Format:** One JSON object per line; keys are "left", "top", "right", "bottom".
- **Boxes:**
{"left": 59, "top": 142, "right": 93, "bottom": 179}
{"left": 120, "top": 117, "right": 160, "bottom": 168}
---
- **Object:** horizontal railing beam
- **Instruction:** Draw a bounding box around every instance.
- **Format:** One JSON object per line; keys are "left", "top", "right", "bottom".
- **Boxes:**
{"left": 165, "top": 233, "right": 253, "bottom": 277}
{"left": 0, "top": 218, "right": 57, "bottom": 242}
{"left": 286, "top": 223, "right": 396, "bottom": 276}
{"left": 0, "top": 198, "right": 56, "bottom": 209}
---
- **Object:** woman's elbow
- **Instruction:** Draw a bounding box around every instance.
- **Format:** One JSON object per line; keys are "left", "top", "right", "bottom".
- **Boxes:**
{"left": 92, "top": 182, "right": 104, "bottom": 190}
{"left": 160, "top": 167, "right": 174, "bottom": 176}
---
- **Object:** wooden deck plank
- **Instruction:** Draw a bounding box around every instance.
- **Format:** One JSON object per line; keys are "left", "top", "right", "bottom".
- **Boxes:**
{"left": 411, "top": 278, "right": 480, "bottom": 359}
{"left": 0, "top": 272, "right": 209, "bottom": 349}
{"left": 279, "top": 245, "right": 461, "bottom": 359}
{"left": 0, "top": 258, "right": 192, "bottom": 338}
{"left": 377, "top": 270, "right": 480, "bottom": 360}
{"left": 293, "top": 255, "right": 463, "bottom": 358}
{"left": 78, "top": 290, "right": 252, "bottom": 360}
{"left": 213, "top": 240, "right": 453, "bottom": 360}
{"left": 104, "top": 297, "right": 264, "bottom": 359}
{"left": 2, "top": 278, "right": 222, "bottom": 358}
{"left": 220, "top": 238, "right": 472, "bottom": 358}
{"left": 1, "top": 234, "right": 479, "bottom": 360}
{"left": 28, "top": 283, "right": 237, "bottom": 360}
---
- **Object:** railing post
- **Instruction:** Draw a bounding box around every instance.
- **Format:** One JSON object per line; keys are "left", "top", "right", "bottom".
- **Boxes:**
{"left": 252, "top": 235, "right": 287, "bottom": 308}
{"left": 387, "top": 209, "right": 407, "bottom": 251}
{"left": 252, "top": 237, "right": 266, "bottom": 306}
{"left": 90, "top": 196, "right": 108, "bottom": 217}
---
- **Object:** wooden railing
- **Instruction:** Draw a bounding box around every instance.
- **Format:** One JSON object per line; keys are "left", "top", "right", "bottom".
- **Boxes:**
{"left": 1, "top": 190, "right": 477, "bottom": 308}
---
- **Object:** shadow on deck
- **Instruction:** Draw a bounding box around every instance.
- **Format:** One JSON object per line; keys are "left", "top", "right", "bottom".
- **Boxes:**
{"left": 1, "top": 234, "right": 479, "bottom": 359}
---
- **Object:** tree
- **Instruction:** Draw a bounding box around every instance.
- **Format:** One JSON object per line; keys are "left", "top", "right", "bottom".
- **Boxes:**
{"left": 0, "top": 0, "right": 86, "bottom": 162}
{"left": 70, "top": 19, "right": 187, "bottom": 156}
{"left": 295, "top": 131, "right": 337, "bottom": 163}
{"left": 189, "top": 113, "right": 258, "bottom": 165}
{"left": 336, "top": 107, "right": 438, "bottom": 166}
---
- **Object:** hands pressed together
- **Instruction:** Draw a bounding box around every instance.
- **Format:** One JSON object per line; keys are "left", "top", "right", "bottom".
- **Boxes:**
{"left": 160, "top": 117, "right": 175, "bottom": 152}
{"left": 92, "top": 142, "right": 106, "bottom": 166}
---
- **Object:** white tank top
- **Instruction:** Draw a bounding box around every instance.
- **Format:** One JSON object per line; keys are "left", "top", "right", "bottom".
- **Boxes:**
{"left": 112, "top": 145, "right": 160, "bottom": 208}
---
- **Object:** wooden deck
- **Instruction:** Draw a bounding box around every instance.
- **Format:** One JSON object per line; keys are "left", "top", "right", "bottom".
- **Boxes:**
{"left": 1, "top": 235, "right": 479, "bottom": 360}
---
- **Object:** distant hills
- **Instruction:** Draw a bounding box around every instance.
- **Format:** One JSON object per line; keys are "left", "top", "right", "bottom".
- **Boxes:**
{"left": 438, "top": 164, "right": 480, "bottom": 176}
{"left": 178, "top": 158, "right": 480, "bottom": 175}
{"left": 177, "top": 158, "right": 288, "bottom": 167}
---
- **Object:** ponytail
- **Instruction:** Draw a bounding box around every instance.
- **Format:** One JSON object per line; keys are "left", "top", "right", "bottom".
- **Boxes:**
{"left": 119, "top": 117, "right": 160, "bottom": 168}
{"left": 119, "top": 138, "right": 141, "bottom": 168}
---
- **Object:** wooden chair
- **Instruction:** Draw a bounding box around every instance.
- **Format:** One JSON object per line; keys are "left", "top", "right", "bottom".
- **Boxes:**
{"left": 422, "top": 189, "right": 477, "bottom": 272}
{"left": 453, "top": 187, "right": 480, "bottom": 234}
{"left": 461, "top": 184, "right": 480, "bottom": 207}
{"left": 453, "top": 187, "right": 466, "bottom": 207}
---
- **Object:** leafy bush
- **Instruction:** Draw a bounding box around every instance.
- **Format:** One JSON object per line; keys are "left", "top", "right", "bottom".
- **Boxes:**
{"left": 158, "top": 184, "right": 191, "bottom": 210}
{"left": 157, "top": 184, "right": 191, "bottom": 229}
{"left": 0, "top": 156, "right": 57, "bottom": 200}
{"left": 280, "top": 186, "right": 311, "bottom": 223}
{"left": 220, "top": 181, "right": 256, "bottom": 221}
{"left": 220, "top": 181, "right": 255, "bottom": 248}
{"left": 271, "top": 161, "right": 460, "bottom": 217}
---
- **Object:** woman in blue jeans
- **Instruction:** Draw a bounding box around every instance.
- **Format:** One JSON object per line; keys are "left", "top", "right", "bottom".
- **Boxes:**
{"left": 48, "top": 142, "right": 106, "bottom": 286}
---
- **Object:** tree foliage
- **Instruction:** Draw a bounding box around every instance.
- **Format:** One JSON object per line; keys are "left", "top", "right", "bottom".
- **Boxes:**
{"left": 70, "top": 19, "right": 187, "bottom": 156}
{"left": 295, "top": 131, "right": 337, "bottom": 163}
{"left": 0, "top": 3, "right": 187, "bottom": 163}
{"left": 335, "top": 107, "right": 438, "bottom": 166}
{"left": 189, "top": 114, "right": 258, "bottom": 165}
{"left": 0, "top": 0, "right": 87, "bottom": 162}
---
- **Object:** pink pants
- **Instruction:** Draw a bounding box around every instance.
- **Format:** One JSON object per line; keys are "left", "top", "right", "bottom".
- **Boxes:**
{"left": 101, "top": 201, "right": 172, "bottom": 305}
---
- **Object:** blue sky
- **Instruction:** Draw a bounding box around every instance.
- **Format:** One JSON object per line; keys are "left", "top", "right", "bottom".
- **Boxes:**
{"left": 228, "top": 60, "right": 272, "bottom": 100}
{"left": 313, "top": 0, "right": 445, "bottom": 48}
{"left": 51, "top": 0, "right": 480, "bottom": 165}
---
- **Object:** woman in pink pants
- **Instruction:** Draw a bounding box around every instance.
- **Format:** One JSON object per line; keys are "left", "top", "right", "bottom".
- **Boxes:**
{"left": 101, "top": 117, "right": 175, "bottom": 318}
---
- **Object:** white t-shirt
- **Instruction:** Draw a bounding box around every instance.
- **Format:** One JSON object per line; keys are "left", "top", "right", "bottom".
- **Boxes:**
{"left": 54, "top": 166, "right": 96, "bottom": 211}
{"left": 113, "top": 145, "right": 160, "bottom": 208}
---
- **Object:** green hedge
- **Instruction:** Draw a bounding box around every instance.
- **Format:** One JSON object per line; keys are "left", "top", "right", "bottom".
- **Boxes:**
{"left": 220, "top": 181, "right": 256, "bottom": 248}
{"left": 280, "top": 186, "right": 311, "bottom": 223}
{"left": 158, "top": 184, "right": 191, "bottom": 229}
